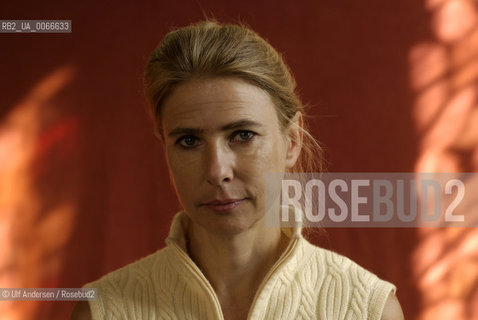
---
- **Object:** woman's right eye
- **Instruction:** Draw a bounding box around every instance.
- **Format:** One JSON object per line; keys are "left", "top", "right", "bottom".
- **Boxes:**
{"left": 177, "top": 135, "right": 200, "bottom": 148}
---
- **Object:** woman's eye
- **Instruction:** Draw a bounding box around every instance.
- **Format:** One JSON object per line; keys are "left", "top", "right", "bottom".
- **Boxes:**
{"left": 232, "top": 130, "right": 255, "bottom": 142}
{"left": 177, "top": 135, "right": 199, "bottom": 148}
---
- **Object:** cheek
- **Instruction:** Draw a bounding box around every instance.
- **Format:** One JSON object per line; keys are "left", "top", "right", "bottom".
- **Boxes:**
{"left": 257, "top": 135, "right": 287, "bottom": 166}
{"left": 237, "top": 136, "right": 287, "bottom": 178}
{"left": 166, "top": 149, "right": 199, "bottom": 188}
{"left": 167, "top": 157, "right": 200, "bottom": 210}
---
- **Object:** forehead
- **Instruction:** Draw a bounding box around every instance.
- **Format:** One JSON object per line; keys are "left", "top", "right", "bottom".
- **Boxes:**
{"left": 161, "top": 77, "right": 280, "bottom": 130}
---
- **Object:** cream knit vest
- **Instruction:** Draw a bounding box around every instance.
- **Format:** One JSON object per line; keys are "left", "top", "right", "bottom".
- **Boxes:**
{"left": 84, "top": 212, "right": 396, "bottom": 319}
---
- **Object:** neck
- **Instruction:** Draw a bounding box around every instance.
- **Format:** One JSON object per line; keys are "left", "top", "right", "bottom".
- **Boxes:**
{"left": 187, "top": 217, "right": 289, "bottom": 303}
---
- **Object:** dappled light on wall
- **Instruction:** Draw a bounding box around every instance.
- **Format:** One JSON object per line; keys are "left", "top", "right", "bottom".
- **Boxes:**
{"left": 409, "top": 0, "right": 478, "bottom": 319}
{"left": 0, "top": 66, "right": 79, "bottom": 320}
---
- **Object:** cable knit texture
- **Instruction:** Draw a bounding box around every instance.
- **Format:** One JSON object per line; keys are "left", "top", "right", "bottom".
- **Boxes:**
{"left": 84, "top": 212, "right": 396, "bottom": 319}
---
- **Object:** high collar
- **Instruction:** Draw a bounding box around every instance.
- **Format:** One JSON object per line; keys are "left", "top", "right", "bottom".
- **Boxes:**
{"left": 162, "top": 211, "right": 313, "bottom": 320}
{"left": 165, "top": 211, "right": 303, "bottom": 253}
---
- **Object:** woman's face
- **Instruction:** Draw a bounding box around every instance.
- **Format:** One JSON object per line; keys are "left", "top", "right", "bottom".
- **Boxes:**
{"left": 161, "top": 77, "right": 300, "bottom": 235}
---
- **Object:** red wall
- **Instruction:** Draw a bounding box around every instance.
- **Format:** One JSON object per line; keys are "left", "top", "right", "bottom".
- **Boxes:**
{"left": 1, "top": 0, "right": 476, "bottom": 319}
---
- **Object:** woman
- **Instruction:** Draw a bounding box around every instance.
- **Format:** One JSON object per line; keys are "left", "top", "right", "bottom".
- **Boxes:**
{"left": 72, "top": 20, "right": 403, "bottom": 319}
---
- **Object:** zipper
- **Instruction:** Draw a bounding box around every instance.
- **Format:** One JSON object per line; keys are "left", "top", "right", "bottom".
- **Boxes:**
{"left": 246, "top": 237, "right": 299, "bottom": 320}
{"left": 170, "top": 242, "right": 225, "bottom": 320}
{"left": 170, "top": 236, "right": 299, "bottom": 320}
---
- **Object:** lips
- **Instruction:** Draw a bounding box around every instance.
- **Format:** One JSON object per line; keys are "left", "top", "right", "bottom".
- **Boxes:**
{"left": 202, "top": 198, "right": 245, "bottom": 213}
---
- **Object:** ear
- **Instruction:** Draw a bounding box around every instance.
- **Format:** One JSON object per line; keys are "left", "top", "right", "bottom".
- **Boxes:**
{"left": 285, "top": 112, "right": 303, "bottom": 170}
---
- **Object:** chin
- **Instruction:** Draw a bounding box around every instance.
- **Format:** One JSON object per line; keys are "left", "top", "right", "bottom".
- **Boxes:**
{"left": 191, "top": 206, "right": 262, "bottom": 236}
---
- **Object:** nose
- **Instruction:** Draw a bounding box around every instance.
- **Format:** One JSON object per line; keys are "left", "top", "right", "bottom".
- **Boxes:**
{"left": 204, "top": 141, "right": 234, "bottom": 186}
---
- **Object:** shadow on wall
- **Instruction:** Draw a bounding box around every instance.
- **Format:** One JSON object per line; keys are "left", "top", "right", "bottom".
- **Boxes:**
{"left": 409, "top": 0, "right": 478, "bottom": 319}
{"left": 0, "top": 66, "right": 80, "bottom": 320}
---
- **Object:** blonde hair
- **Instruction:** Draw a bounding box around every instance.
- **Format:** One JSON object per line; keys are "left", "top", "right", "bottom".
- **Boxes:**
{"left": 144, "top": 20, "right": 324, "bottom": 173}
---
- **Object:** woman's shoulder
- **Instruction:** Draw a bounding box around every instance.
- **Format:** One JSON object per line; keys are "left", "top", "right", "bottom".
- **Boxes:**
{"left": 79, "top": 246, "right": 175, "bottom": 319}
{"left": 84, "top": 245, "right": 172, "bottom": 289}
{"left": 298, "top": 239, "right": 397, "bottom": 319}
{"left": 301, "top": 239, "right": 393, "bottom": 284}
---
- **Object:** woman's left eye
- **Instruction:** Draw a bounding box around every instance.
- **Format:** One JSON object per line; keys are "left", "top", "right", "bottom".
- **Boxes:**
{"left": 231, "top": 130, "right": 255, "bottom": 142}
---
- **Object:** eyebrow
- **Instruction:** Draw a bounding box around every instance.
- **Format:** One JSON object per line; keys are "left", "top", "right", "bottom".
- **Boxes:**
{"left": 167, "top": 119, "right": 262, "bottom": 137}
